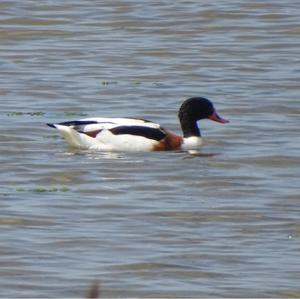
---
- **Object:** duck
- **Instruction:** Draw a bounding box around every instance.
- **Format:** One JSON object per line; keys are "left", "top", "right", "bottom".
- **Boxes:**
{"left": 47, "top": 97, "right": 228, "bottom": 152}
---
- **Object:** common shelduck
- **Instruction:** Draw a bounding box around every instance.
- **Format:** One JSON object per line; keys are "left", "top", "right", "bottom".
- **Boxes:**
{"left": 47, "top": 97, "right": 228, "bottom": 152}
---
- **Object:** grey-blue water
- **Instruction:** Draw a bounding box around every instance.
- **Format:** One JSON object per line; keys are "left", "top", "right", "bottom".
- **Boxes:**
{"left": 1, "top": 0, "right": 300, "bottom": 297}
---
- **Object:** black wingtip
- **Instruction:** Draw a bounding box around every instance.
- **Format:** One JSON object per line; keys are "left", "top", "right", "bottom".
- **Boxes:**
{"left": 47, "top": 123, "right": 56, "bottom": 128}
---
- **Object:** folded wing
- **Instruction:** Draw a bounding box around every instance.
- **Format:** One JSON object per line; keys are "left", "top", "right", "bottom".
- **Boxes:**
{"left": 47, "top": 117, "right": 168, "bottom": 151}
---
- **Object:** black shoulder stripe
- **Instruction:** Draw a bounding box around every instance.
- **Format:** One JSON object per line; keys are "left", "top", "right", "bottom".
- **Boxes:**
{"left": 55, "top": 120, "right": 99, "bottom": 127}
{"left": 110, "top": 126, "right": 166, "bottom": 141}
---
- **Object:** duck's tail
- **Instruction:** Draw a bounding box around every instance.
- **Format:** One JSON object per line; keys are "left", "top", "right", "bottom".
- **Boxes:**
{"left": 47, "top": 123, "right": 97, "bottom": 149}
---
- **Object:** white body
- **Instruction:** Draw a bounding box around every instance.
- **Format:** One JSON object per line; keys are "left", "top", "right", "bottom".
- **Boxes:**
{"left": 51, "top": 117, "right": 203, "bottom": 152}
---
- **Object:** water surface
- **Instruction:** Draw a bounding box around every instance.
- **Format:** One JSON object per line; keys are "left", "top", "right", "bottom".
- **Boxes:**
{"left": 1, "top": 0, "right": 300, "bottom": 297}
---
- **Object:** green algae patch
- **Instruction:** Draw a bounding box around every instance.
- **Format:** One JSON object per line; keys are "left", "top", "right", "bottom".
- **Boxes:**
{"left": 16, "top": 187, "right": 70, "bottom": 193}
{"left": 7, "top": 111, "right": 45, "bottom": 117}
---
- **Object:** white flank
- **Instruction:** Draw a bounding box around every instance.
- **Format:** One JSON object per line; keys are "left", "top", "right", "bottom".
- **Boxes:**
{"left": 53, "top": 124, "right": 158, "bottom": 152}
{"left": 95, "top": 130, "right": 158, "bottom": 152}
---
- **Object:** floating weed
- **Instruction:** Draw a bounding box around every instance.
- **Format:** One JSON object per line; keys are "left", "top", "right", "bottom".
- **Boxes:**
{"left": 7, "top": 111, "right": 88, "bottom": 118}
{"left": 7, "top": 111, "right": 45, "bottom": 117}
{"left": 32, "top": 187, "right": 70, "bottom": 193}
{"left": 16, "top": 187, "right": 70, "bottom": 193}
{"left": 101, "top": 80, "right": 118, "bottom": 86}
{"left": 152, "top": 82, "right": 166, "bottom": 87}
{"left": 33, "top": 188, "right": 53, "bottom": 193}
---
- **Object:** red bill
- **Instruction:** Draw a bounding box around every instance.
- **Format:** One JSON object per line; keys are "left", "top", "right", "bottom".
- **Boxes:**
{"left": 209, "top": 111, "right": 229, "bottom": 123}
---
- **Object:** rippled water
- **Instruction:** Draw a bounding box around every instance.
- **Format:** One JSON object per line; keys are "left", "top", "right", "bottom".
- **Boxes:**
{"left": 1, "top": 0, "right": 300, "bottom": 297}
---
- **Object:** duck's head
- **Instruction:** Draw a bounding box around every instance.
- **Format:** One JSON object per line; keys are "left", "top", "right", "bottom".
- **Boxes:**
{"left": 178, "top": 97, "right": 229, "bottom": 137}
